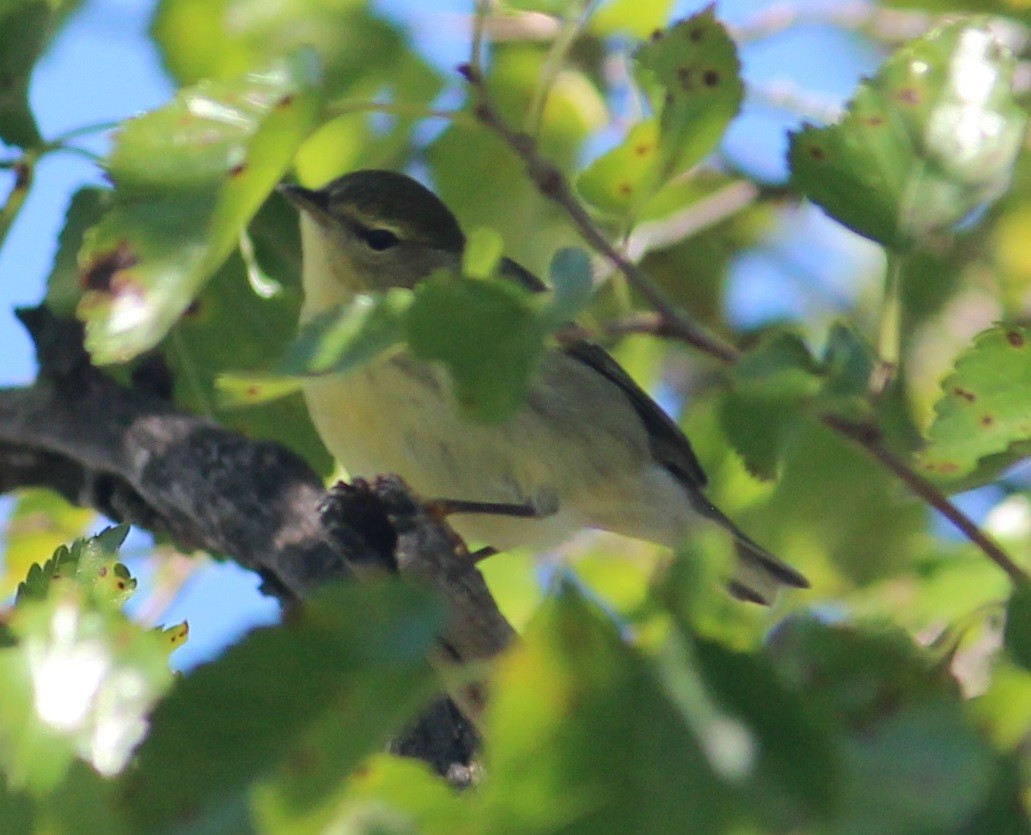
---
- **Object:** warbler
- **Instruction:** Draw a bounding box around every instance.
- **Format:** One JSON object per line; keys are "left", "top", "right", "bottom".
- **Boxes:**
{"left": 280, "top": 170, "right": 808, "bottom": 603}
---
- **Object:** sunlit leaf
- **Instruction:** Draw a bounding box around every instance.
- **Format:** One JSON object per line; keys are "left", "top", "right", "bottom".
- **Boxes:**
{"left": 578, "top": 119, "right": 663, "bottom": 216}
{"left": 790, "top": 19, "right": 1026, "bottom": 248}
{"left": 590, "top": 0, "right": 677, "bottom": 37}
{"left": 77, "top": 50, "right": 323, "bottom": 363}
{"left": 16, "top": 525, "right": 135, "bottom": 610}
{"left": 152, "top": 0, "right": 436, "bottom": 103}
{"left": 0, "top": 491, "right": 93, "bottom": 598}
{"left": 0, "top": 585, "right": 174, "bottom": 793}
{"left": 920, "top": 324, "right": 1031, "bottom": 483}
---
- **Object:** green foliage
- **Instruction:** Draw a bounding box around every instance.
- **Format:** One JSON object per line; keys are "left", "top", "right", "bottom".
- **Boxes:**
{"left": 122, "top": 580, "right": 443, "bottom": 832}
{"left": 16, "top": 525, "right": 134, "bottom": 608}
{"left": 407, "top": 273, "right": 544, "bottom": 422}
{"left": 720, "top": 324, "right": 877, "bottom": 480}
{"left": 224, "top": 247, "right": 593, "bottom": 422}
{"left": 790, "top": 18, "right": 1026, "bottom": 248}
{"left": 921, "top": 324, "right": 1031, "bottom": 483}
{"left": 3, "top": 1, "right": 1031, "bottom": 832}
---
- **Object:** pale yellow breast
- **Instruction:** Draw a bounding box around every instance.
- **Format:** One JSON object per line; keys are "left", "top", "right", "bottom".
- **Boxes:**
{"left": 301, "top": 349, "right": 694, "bottom": 551}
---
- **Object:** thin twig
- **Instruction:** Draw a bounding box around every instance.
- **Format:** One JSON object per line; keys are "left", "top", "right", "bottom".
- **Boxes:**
{"left": 0, "top": 159, "right": 34, "bottom": 250}
{"left": 822, "top": 415, "right": 1030, "bottom": 585}
{"left": 462, "top": 64, "right": 740, "bottom": 364}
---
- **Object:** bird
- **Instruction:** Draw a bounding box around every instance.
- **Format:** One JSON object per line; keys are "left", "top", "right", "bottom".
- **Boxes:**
{"left": 279, "top": 169, "right": 808, "bottom": 604}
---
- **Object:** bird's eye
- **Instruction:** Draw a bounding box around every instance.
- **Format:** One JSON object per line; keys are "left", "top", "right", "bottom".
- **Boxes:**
{"left": 360, "top": 227, "right": 400, "bottom": 251}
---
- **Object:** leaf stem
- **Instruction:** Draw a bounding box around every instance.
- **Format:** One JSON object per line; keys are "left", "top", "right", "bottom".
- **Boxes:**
{"left": 325, "top": 98, "right": 479, "bottom": 130}
{"left": 0, "top": 157, "right": 34, "bottom": 250}
{"left": 46, "top": 120, "right": 120, "bottom": 146}
{"left": 524, "top": 0, "right": 598, "bottom": 137}
{"left": 870, "top": 251, "right": 905, "bottom": 396}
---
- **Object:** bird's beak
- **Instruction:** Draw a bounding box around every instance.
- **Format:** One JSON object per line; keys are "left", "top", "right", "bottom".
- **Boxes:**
{"left": 277, "top": 182, "right": 332, "bottom": 222}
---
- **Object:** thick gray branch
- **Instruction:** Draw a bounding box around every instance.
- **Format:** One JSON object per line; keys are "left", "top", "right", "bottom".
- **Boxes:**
{"left": 0, "top": 306, "right": 516, "bottom": 778}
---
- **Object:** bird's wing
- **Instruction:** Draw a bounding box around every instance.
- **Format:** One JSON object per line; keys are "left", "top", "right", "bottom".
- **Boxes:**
{"left": 499, "top": 257, "right": 708, "bottom": 489}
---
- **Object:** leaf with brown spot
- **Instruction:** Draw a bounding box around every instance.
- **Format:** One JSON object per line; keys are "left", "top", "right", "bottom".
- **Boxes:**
{"left": 920, "top": 324, "right": 1031, "bottom": 485}
{"left": 76, "top": 50, "right": 323, "bottom": 364}
{"left": 790, "top": 20, "right": 1026, "bottom": 249}
{"left": 635, "top": 6, "right": 743, "bottom": 179}
{"left": 577, "top": 8, "right": 742, "bottom": 218}
{"left": 577, "top": 119, "right": 662, "bottom": 216}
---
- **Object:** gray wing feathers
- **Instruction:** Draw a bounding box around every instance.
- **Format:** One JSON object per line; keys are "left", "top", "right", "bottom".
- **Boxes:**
{"left": 499, "top": 257, "right": 708, "bottom": 489}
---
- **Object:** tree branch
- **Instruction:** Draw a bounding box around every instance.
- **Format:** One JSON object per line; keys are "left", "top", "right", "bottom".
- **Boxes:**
{"left": 0, "top": 306, "right": 517, "bottom": 779}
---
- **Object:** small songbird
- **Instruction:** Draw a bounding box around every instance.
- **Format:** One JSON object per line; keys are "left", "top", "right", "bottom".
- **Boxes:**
{"left": 280, "top": 170, "right": 808, "bottom": 604}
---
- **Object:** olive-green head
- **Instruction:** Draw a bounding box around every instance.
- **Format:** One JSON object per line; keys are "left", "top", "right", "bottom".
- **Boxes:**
{"left": 280, "top": 170, "right": 465, "bottom": 313}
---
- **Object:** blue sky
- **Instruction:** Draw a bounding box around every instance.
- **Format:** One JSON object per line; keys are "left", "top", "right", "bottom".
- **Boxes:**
{"left": 0, "top": 0, "right": 886, "bottom": 668}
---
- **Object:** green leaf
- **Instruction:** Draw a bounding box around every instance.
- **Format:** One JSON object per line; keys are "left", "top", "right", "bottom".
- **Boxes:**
{"left": 635, "top": 8, "right": 744, "bottom": 178}
{"left": 789, "top": 19, "right": 1027, "bottom": 248}
{"left": 693, "top": 639, "right": 838, "bottom": 823}
{"left": 542, "top": 246, "right": 594, "bottom": 325}
{"left": 0, "top": 490, "right": 93, "bottom": 598}
{"left": 0, "top": 0, "right": 49, "bottom": 148}
{"left": 219, "top": 288, "right": 412, "bottom": 409}
{"left": 161, "top": 193, "right": 332, "bottom": 473}
{"left": 463, "top": 227, "right": 506, "bottom": 279}
{"left": 1004, "top": 583, "right": 1031, "bottom": 671}
{"left": 577, "top": 119, "right": 663, "bottom": 216}
{"left": 578, "top": 9, "right": 743, "bottom": 218}
{"left": 121, "top": 580, "right": 443, "bottom": 832}
{"left": 152, "top": 0, "right": 438, "bottom": 103}
{"left": 255, "top": 754, "right": 464, "bottom": 835}
{"left": 281, "top": 290, "right": 411, "bottom": 377}
{"left": 15, "top": 525, "right": 136, "bottom": 609}
{"left": 44, "top": 188, "right": 111, "bottom": 316}
{"left": 819, "top": 321, "right": 877, "bottom": 412}
{"left": 590, "top": 0, "right": 677, "bottom": 38}
{"left": 719, "top": 331, "right": 821, "bottom": 480}
{"left": 479, "top": 584, "right": 739, "bottom": 833}
{"left": 919, "top": 324, "right": 1031, "bottom": 482}
{"left": 76, "top": 50, "right": 323, "bottom": 364}
{"left": 766, "top": 617, "right": 998, "bottom": 833}
{"left": 407, "top": 274, "right": 544, "bottom": 422}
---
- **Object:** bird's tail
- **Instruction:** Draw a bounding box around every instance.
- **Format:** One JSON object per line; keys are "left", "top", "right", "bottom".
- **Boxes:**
{"left": 696, "top": 502, "right": 809, "bottom": 605}
{"left": 728, "top": 535, "right": 809, "bottom": 605}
